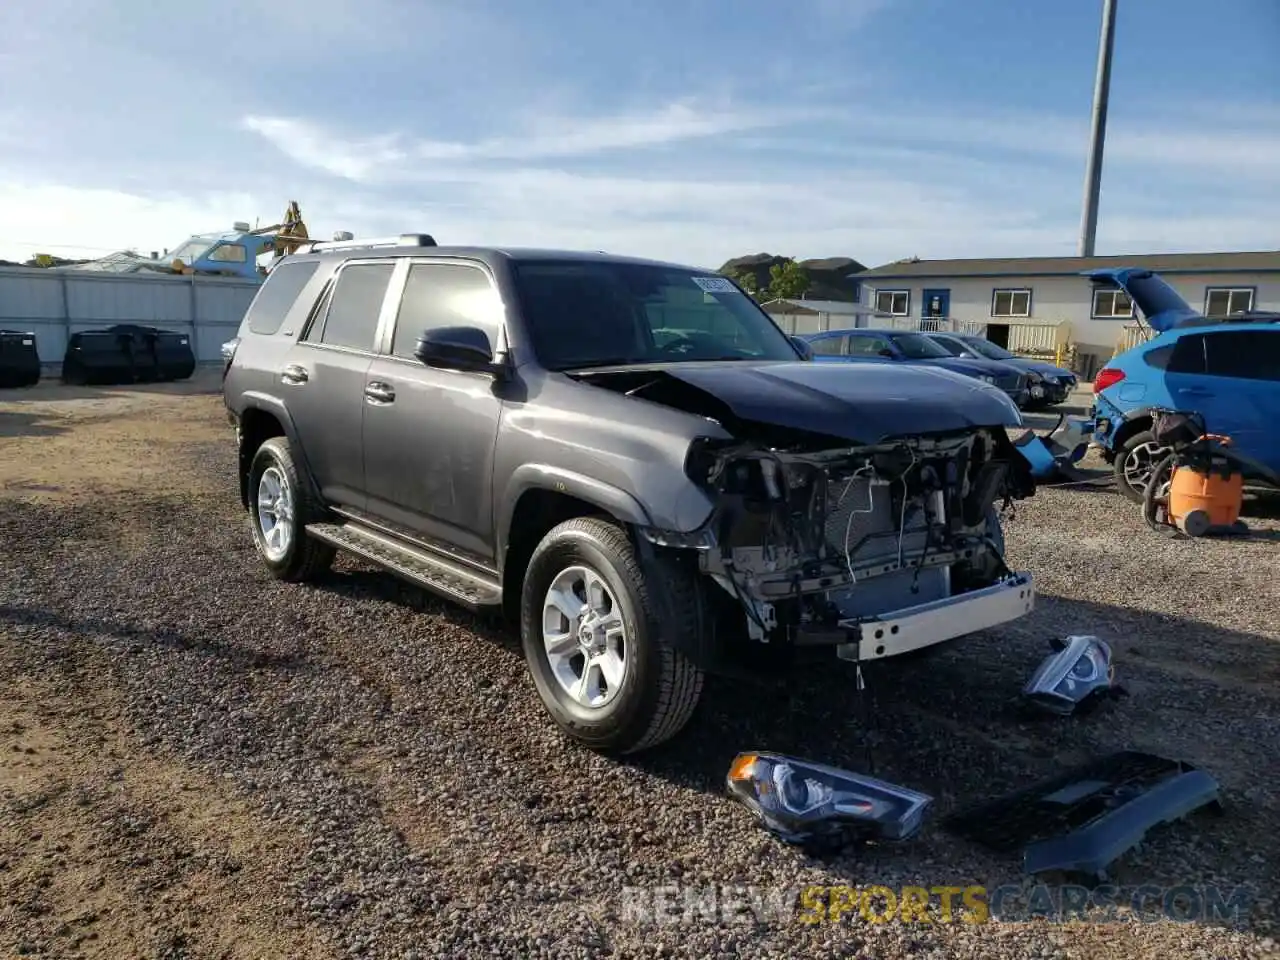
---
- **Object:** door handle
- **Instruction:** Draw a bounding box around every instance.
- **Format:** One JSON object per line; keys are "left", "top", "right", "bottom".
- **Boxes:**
{"left": 364, "top": 381, "right": 395, "bottom": 404}
{"left": 280, "top": 363, "right": 309, "bottom": 385}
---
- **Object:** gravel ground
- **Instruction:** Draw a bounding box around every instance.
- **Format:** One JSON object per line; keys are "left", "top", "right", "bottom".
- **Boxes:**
{"left": 2, "top": 382, "right": 1278, "bottom": 960}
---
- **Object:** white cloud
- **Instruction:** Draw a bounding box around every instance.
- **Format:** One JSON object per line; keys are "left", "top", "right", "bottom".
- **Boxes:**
{"left": 240, "top": 100, "right": 817, "bottom": 181}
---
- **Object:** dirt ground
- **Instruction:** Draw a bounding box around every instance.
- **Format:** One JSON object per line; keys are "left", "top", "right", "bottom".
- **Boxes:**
{"left": 1, "top": 378, "right": 1278, "bottom": 959}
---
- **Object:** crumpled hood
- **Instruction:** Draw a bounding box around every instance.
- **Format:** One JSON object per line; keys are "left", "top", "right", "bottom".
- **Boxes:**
{"left": 652, "top": 360, "right": 1024, "bottom": 443}
{"left": 1019, "top": 359, "right": 1076, "bottom": 380}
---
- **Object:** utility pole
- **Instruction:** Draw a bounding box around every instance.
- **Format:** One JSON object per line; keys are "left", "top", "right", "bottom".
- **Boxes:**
{"left": 1078, "top": 0, "right": 1118, "bottom": 257}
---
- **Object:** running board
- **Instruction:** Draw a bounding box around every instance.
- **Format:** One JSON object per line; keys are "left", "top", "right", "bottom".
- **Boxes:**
{"left": 305, "top": 521, "right": 502, "bottom": 610}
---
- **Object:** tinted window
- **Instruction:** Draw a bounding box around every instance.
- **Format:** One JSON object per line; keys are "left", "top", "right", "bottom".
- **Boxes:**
{"left": 513, "top": 261, "right": 799, "bottom": 370}
{"left": 1143, "top": 344, "right": 1175, "bottom": 370}
{"left": 391, "top": 263, "right": 503, "bottom": 359}
{"left": 930, "top": 336, "right": 968, "bottom": 357}
{"left": 311, "top": 262, "right": 395, "bottom": 351}
{"left": 847, "top": 335, "right": 893, "bottom": 357}
{"left": 809, "top": 335, "right": 847, "bottom": 356}
{"left": 890, "top": 332, "right": 952, "bottom": 359}
{"left": 962, "top": 336, "right": 1016, "bottom": 360}
{"left": 244, "top": 260, "right": 320, "bottom": 335}
{"left": 1203, "top": 330, "right": 1280, "bottom": 381}
{"left": 1167, "top": 334, "right": 1206, "bottom": 374}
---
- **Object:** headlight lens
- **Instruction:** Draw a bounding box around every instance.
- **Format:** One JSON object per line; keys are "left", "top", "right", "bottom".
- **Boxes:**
{"left": 727, "top": 752, "right": 933, "bottom": 844}
{"left": 980, "top": 375, "right": 995, "bottom": 384}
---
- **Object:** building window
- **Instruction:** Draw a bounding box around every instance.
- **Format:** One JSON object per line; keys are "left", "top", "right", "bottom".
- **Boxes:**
{"left": 1092, "top": 288, "right": 1134, "bottom": 319}
{"left": 874, "top": 290, "right": 910, "bottom": 316}
{"left": 991, "top": 289, "right": 1031, "bottom": 318}
{"left": 1204, "top": 287, "right": 1254, "bottom": 316}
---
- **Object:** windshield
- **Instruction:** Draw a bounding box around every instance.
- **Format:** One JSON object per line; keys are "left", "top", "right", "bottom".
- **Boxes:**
{"left": 166, "top": 237, "right": 217, "bottom": 263}
{"left": 960, "top": 336, "right": 1015, "bottom": 360}
{"left": 513, "top": 260, "right": 801, "bottom": 369}
{"left": 890, "top": 332, "right": 953, "bottom": 359}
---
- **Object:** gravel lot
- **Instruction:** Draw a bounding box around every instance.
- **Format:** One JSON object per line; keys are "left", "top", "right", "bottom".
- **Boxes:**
{"left": 2, "top": 377, "right": 1278, "bottom": 960}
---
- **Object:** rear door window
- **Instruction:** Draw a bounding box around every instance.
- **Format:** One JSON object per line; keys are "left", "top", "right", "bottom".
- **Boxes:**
{"left": 306, "top": 262, "right": 396, "bottom": 351}
{"left": 809, "top": 335, "right": 847, "bottom": 356}
{"left": 1202, "top": 330, "right": 1280, "bottom": 381}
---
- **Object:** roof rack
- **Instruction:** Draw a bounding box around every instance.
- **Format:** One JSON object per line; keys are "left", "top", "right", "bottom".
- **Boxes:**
{"left": 297, "top": 233, "right": 438, "bottom": 255}
{"left": 1175, "top": 310, "right": 1280, "bottom": 328}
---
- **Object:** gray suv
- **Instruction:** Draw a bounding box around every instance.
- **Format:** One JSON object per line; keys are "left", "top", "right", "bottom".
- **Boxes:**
{"left": 223, "top": 234, "right": 1039, "bottom": 754}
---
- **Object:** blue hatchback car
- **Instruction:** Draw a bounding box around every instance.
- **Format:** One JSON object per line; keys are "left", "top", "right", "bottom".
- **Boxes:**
{"left": 1087, "top": 267, "right": 1280, "bottom": 501}
{"left": 801, "top": 327, "right": 1032, "bottom": 408}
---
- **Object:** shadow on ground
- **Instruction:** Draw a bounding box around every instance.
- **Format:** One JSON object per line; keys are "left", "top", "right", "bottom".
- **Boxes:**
{"left": 0, "top": 412, "right": 69, "bottom": 439}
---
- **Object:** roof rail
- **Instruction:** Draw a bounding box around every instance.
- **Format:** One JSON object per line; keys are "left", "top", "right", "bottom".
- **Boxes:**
{"left": 296, "top": 233, "right": 438, "bottom": 255}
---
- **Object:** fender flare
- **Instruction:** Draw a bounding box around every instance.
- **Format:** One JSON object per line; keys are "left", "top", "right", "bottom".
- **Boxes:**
{"left": 235, "top": 392, "right": 322, "bottom": 509}
{"left": 497, "top": 464, "right": 654, "bottom": 565}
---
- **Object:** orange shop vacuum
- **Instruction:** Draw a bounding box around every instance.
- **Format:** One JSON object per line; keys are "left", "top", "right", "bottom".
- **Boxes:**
{"left": 1142, "top": 410, "right": 1247, "bottom": 538}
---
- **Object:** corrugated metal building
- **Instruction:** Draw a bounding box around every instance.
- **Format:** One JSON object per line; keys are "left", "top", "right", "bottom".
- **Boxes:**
{"left": 0, "top": 267, "right": 259, "bottom": 370}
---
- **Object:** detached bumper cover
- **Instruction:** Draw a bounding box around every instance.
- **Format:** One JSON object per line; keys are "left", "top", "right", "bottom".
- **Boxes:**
{"left": 836, "top": 572, "right": 1035, "bottom": 662}
{"left": 944, "top": 751, "right": 1223, "bottom": 878}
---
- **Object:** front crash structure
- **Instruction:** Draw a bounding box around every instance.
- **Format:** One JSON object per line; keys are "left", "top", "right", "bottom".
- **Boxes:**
{"left": 641, "top": 427, "right": 1037, "bottom": 662}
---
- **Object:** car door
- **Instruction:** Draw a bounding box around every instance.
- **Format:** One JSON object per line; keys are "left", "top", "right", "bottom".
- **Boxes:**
{"left": 282, "top": 259, "right": 397, "bottom": 509}
{"left": 361, "top": 258, "right": 507, "bottom": 562}
{"left": 1165, "top": 329, "right": 1280, "bottom": 465}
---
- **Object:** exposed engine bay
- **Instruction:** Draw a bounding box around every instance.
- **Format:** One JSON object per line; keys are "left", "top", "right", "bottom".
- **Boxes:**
{"left": 673, "top": 429, "right": 1035, "bottom": 643}
{"left": 576, "top": 363, "right": 1039, "bottom": 657}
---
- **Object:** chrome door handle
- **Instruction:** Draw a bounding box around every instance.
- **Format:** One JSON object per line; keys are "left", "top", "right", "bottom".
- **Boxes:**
{"left": 281, "top": 363, "right": 309, "bottom": 385}
{"left": 364, "top": 381, "right": 395, "bottom": 404}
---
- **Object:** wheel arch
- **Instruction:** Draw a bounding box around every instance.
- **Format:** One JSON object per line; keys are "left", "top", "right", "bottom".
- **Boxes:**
{"left": 235, "top": 394, "right": 317, "bottom": 510}
{"left": 498, "top": 471, "right": 653, "bottom": 624}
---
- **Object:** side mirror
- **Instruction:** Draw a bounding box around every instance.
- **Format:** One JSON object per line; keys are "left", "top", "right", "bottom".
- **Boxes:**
{"left": 414, "top": 325, "right": 498, "bottom": 373}
{"left": 790, "top": 336, "right": 814, "bottom": 361}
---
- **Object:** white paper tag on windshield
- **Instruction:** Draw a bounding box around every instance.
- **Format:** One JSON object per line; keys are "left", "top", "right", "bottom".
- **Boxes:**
{"left": 691, "top": 276, "right": 737, "bottom": 293}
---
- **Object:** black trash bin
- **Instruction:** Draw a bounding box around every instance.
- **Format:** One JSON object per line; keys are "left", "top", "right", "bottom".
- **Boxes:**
{"left": 62, "top": 324, "right": 195, "bottom": 385}
{"left": 0, "top": 330, "right": 41, "bottom": 388}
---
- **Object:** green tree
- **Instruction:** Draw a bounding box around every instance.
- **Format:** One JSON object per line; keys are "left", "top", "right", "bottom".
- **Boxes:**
{"left": 766, "top": 258, "right": 810, "bottom": 300}
{"left": 721, "top": 268, "right": 762, "bottom": 298}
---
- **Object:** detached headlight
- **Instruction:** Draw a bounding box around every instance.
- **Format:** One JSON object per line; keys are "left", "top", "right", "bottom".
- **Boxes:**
{"left": 726, "top": 752, "right": 933, "bottom": 844}
{"left": 1022, "top": 635, "right": 1119, "bottom": 715}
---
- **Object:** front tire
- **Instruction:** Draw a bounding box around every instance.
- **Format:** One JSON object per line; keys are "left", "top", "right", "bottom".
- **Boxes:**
{"left": 247, "top": 437, "right": 335, "bottom": 582}
{"left": 519, "top": 517, "right": 705, "bottom": 754}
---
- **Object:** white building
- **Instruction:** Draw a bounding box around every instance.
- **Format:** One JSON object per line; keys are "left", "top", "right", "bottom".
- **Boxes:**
{"left": 759, "top": 298, "right": 879, "bottom": 335}
{"left": 855, "top": 251, "right": 1280, "bottom": 375}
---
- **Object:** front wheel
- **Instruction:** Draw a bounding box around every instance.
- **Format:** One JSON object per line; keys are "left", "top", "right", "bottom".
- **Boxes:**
{"left": 1114, "top": 430, "right": 1172, "bottom": 504}
{"left": 519, "top": 517, "right": 705, "bottom": 754}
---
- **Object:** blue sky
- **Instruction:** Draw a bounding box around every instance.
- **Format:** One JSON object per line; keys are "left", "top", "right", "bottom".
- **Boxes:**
{"left": 1, "top": 0, "right": 1277, "bottom": 268}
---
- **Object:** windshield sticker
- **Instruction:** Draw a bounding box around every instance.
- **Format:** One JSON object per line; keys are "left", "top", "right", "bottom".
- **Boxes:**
{"left": 691, "top": 276, "right": 738, "bottom": 294}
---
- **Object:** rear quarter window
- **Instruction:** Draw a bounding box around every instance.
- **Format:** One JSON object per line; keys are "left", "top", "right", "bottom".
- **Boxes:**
{"left": 243, "top": 260, "right": 322, "bottom": 335}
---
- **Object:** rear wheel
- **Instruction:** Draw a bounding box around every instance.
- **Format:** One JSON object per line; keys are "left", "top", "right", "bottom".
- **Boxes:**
{"left": 1114, "top": 430, "right": 1172, "bottom": 504}
{"left": 247, "top": 437, "right": 335, "bottom": 582}
{"left": 519, "top": 517, "right": 704, "bottom": 754}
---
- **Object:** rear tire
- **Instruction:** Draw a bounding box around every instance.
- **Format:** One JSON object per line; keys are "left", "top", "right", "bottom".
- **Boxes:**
{"left": 519, "top": 517, "right": 705, "bottom": 754}
{"left": 247, "top": 437, "right": 335, "bottom": 582}
{"left": 1114, "top": 430, "right": 1170, "bottom": 504}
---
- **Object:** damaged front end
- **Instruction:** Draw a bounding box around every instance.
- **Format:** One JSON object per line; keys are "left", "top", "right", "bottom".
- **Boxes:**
{"left": 641, "top": 424, "right": 1038, "bottom": 663}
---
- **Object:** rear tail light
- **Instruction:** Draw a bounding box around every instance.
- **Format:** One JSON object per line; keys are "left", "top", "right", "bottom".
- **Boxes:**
{"left": 1093, "top": 367, "right": 1125, "bottom": 393}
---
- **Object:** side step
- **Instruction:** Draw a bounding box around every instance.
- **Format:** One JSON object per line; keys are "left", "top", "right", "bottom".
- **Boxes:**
{"left": 305, "top": 521, "right": 503, "bottom": 610}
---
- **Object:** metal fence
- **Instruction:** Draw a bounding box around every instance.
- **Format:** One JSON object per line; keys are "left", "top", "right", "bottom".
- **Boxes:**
{"left": 0, "top": 267, "right": 259, "bottom": 370}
